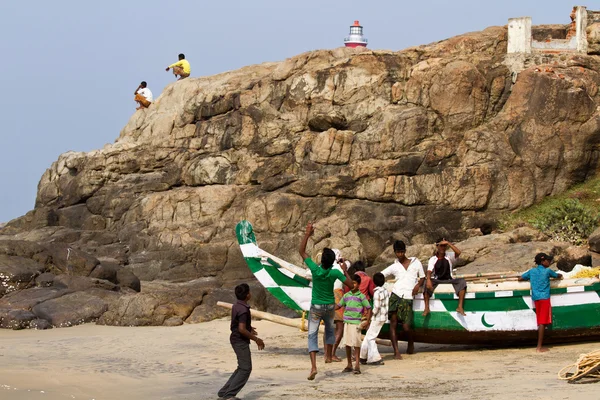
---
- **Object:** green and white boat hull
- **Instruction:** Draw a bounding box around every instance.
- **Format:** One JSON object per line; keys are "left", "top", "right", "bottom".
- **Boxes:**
{"left": 236, "top": 220, "right": 600, "bottom": 344}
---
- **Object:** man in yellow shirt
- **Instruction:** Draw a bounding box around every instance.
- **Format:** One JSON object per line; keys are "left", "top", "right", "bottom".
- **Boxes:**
{"left": 165, "top": 53, "right": 191, "bottom": 80}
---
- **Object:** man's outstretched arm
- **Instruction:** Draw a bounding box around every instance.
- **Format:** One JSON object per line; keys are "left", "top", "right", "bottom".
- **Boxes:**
{"left": 298, "top": 222, "right": 314, "bottom": 260}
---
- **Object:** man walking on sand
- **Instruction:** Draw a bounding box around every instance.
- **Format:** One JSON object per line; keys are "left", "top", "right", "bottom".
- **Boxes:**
{"left": 380, "top": 240, "right": 424, "bottom": 358}
{"left": 165, "top": 53, "right": 191, "bottom": 80}
{"left": 299, "top": 222, "right": 353, "bottom": 381}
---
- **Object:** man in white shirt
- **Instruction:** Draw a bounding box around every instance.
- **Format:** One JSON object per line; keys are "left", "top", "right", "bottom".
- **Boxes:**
{"left": 423, "top": 239, "right": 467, "bottom": 317}
{"left": 380, "top": 240, "right": 424, "bottom": 358}
{"left": 134, "top": 81, "right": 153, "bottom": 110}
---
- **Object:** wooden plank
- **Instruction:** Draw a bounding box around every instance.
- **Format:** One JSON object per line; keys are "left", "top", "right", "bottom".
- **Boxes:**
{"left": 216, "top": 301, "right": 392, "bottom": 347}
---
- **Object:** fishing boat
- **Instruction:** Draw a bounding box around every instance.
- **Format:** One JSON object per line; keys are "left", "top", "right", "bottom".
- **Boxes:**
{"left": 236, "top": 220, "right": 600, "bottom": 345}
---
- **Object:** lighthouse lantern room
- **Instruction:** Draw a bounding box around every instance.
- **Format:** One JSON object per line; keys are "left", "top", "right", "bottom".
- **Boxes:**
{"left": 344, "top": 20, "right": 368, "bottom": 48}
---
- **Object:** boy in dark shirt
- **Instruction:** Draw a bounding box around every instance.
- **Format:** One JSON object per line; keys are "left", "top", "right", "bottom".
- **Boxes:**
{"left": 218, "top": 283, "right": 265, "bottom": 400}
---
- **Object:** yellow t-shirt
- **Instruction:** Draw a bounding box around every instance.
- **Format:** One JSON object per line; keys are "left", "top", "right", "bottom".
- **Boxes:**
{"left": 168, "top": 59, "right": 191, "bottom": 74}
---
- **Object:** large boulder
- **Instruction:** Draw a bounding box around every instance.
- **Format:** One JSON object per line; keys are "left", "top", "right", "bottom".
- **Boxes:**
{"left": 0, "top": 254, "right": 46, "bottom": 296}
{"left": 97, "top": 279, "right": 213, "bottom": 326}
{"left": 589, "top": 227, "right": 600, "bottom": 253}
{"left": 3, "top": 24, "right": 600, "bottom": 326}
{"left": 32, "top": 292, "right": 109, "bottom": 327}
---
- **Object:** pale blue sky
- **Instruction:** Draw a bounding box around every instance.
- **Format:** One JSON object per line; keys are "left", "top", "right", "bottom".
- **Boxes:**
{"left": 0, "top": 1, "right": 575, "bottom": 222}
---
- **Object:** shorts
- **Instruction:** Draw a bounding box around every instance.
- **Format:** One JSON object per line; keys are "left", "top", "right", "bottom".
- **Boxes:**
{"left": 389, "top": 293, "right": 413, "bottom": 324}
{"left": 534, "top": 299, "right": 552, "bottom": 326}
{"left": 425, "top": 278, "right": 467, "bottom": 296}
{"left": 334, "top": 289, "right": 344, "bottom": 322}
{"left": 344, "top": 323, "right": 362, "bottom": 347}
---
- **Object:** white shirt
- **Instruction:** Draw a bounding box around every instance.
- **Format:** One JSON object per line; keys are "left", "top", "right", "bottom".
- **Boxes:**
{"left": 332, "top": 260, "right": 350, "bottom": 290}
{"left": 137, "top": 87, "right": 153, "bottom": 102}
{"left": 427, "top": 252, "right": 456, "bottom": 279}
{"left": 371, "top": 286, "right": 390, "bottom": 322}
{"left": 380, "top": 257, "right": 425, "bottom": 299}
{"left": 332, "top": 263, "right": 344, "bottom": 290}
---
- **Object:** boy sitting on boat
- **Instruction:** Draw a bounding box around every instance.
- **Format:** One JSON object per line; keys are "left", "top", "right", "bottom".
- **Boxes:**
{"left": 337, "top": 274, "right": 372, "bottom": 374}
{"left": 519, "top": 252, "right": 563, "bottom": 353}
{"left": 423, "top": 239, "right": 467, "bottom": 316}
{"left": 360, "top": 272, "right": 389, "bottom": 365}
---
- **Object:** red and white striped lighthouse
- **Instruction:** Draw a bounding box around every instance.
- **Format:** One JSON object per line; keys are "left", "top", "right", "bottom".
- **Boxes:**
{"left": 344, "top": 20, "right": 368, "bottom": 48}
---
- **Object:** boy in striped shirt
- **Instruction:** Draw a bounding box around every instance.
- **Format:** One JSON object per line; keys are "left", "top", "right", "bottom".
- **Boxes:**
{"left": 337, "top": 274, "right": 371, "bottom": 374}
{"left": 360, "top": 272, "right": 389, "bottom": 365}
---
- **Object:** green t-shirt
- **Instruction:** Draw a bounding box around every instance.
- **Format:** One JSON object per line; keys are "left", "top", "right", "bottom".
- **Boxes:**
{"left": 305, "top": 257, "right": 346, "bottom": 305}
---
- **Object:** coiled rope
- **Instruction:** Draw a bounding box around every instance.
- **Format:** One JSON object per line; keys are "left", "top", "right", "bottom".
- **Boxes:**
{"left": 558, "top": 350, "right": 600, "bottom": 383}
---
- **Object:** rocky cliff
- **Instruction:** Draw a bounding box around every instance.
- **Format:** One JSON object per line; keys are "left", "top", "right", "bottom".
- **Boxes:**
{"left": 1, "top": 25, "right": 600, "bottom": 329}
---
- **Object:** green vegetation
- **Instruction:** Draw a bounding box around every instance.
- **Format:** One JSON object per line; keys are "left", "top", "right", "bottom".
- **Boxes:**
{"left": 500, "top": 176, "right": 600, "bottom": 245}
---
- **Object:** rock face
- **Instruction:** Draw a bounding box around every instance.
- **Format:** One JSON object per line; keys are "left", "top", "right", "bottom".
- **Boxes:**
{"left": 1, "top": 25, "right": 600, "bottom": 328}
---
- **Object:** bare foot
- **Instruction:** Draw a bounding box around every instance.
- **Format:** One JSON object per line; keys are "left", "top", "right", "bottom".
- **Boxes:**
{"left": 324, "top": 358, "right": 332, "bottom": 364}
{"left": 456, "top": 307, "right": 466, "bottom": 316}
{"left": 307, "top": 369, "right": 317, "bottom": 380}
{"left": 422, "top": 308, "right": 430, "bottom": 317}
{"left": 331, "top": 355, "right": 342, "bottom": 362}
{"left": 394, "top": 353, "right": 403, "bottom": 360}
{"left": 536, "top": 347, "right": 549, "bottom": 353}
{"left": 407, "top": 343, "right": 415, "bottom": 354}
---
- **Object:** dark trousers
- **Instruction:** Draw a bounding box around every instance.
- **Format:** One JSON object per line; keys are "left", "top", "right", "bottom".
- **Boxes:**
{"left": 218, "top": 341, "right": 252, "bottom": 398}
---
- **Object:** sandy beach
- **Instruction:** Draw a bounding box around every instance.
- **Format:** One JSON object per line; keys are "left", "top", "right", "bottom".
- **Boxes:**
{"left": 0, "top": 319, "right": 598, "bottom": 400}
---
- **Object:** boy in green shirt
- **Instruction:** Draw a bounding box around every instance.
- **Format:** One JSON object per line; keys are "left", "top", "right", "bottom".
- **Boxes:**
{"left": 299, "top": 222, "right": 353, "bottom": 381}
{"left": 337, "top": 274, "right": 372, "bottom": 374}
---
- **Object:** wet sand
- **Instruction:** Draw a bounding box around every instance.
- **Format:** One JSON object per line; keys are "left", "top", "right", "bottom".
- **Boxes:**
{"left": 0, "top": 319, "right": 598, "bottom": 399}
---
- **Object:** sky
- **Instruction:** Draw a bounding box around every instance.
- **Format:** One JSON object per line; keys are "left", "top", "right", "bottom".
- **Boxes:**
{"left": 0, "top": 0, "right": 578, "bottom": 223}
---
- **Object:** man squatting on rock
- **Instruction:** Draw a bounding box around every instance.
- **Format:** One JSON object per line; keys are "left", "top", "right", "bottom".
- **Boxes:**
{"left": 423, "top": 239, "right": 467, "bottom": 316}
{"left": 134, "top": 81, "right": 153, "bottom": 110}
{"left": 380, "top": 240, "right": 425, "bottom": 358}
{"left": 165, "top": 53, "right": 191, "bottom": 80}
{"left": 217, "top": 283, "right": 264, "bottom": 400}
{"left": 299, "top": 222, "right": 353, "bottom": 380}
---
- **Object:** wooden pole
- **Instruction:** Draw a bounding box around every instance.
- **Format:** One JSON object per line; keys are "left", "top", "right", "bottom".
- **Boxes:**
{"left": 217, "top": 301, "right": 309, "bottom": 330}
{"left": 259, "top": 250, "right": 312, "bottom": 280}
{"left": 216, "top": 301, "right": 393, "bottom": 347}
{"left": 455, "top": 271, "right": 519, "bottom": 280}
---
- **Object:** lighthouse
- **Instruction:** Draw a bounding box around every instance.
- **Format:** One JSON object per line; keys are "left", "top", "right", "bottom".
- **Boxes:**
{"left": 344, "top": 20, "right": 368, "bottom": 48}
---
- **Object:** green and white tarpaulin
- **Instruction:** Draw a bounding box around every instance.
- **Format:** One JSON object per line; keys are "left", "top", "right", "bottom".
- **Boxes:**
{"left": 236, "top": 220, "right": 600, "bottom": 344}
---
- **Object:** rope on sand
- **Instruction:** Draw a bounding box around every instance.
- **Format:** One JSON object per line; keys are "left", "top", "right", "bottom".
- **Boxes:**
{"left": 558, "top": 350, "right": 600, "bottom": 383}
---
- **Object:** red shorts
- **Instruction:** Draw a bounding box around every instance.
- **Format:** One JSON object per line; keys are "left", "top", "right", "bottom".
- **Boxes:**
{"left": 534, "top": 299, "right": 552, "bottom": 326}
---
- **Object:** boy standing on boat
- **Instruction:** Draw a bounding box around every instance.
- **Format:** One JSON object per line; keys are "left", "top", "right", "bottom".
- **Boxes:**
{"left": 337, "top": 274, "right": 372, "bottom": 374}
{"left": 380, "top": 240, "right": 425, "bottom": 358}
{"left": 423, "top": 239, "right": 467, "bottom": 316}
{"left": 359, "top": 272, "right": 389, "bottom": 365}
{"left": 519, "top": 253, "right": 563, "bottom": 353}
{"left": 218, "top": 283, "right": 265, "bottom": 400}
{"left": 299, "top": 222, "right": 353, "bottom": 380}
